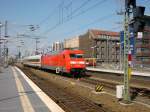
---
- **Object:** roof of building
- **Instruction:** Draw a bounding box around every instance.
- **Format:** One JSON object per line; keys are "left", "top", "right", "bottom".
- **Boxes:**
{"left": 89, "top": 29, "right": 120, "bottom": 38}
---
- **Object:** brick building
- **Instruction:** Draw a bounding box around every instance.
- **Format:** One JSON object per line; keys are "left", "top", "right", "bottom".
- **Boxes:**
{"left": 64, "top": 29, "right": 120, "bottom": 65}
{"left": 135, "top": 16, "right": 150, "bottom": 67}
{"left": 90, "top": 30, "right": 120, "bottom": 64}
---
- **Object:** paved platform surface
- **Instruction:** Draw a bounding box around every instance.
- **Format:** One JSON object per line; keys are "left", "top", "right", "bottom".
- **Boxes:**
{"left": 0, "top": 66, "right": 65, "bottom": 112}
{"left": 86, "top": 67, "right": 150, "bottom": 77}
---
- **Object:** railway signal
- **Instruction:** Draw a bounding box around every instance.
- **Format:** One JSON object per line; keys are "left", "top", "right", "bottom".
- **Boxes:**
{"left": 133, "top": 6, "right": 145, "bottom": 33}
{"left": 128, "top": 50, "right": 132, "bottom": 80}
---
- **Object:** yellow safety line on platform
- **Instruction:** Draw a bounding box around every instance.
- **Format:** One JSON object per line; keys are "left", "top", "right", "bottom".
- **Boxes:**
{"left": 11, "top": 67, "right": 35, "bottom": 112}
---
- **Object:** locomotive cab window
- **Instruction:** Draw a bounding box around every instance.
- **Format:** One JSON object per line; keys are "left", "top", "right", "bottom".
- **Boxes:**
{"left": 70, "top": 54, "right": 83, "bottom": 58}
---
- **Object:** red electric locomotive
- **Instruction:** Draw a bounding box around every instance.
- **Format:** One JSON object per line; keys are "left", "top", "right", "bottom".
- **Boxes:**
{"left": 41, "top": 50, "right": 86, "bottom": 76}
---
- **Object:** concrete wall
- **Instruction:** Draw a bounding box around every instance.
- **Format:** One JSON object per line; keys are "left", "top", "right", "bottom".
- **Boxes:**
{"left": 64, "top": 36, "right": 79, "bottom": 49}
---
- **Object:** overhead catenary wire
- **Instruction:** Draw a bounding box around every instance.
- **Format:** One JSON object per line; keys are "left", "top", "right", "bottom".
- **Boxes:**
{"left": 56, "top": 13, "right": 116, "bottom": 39}
{"left": 72, "top": 0, "right": 107, "bottom": 19}
{"left": 38, "top": 0, "right": 65, "bottom": 26}
{"left": 67, "top": 0, "right": 92, "bottom": 19}
{"left": 40, "top": 0, "right": 108, "bottom": 36}
{"left": 64, "top": 0, "right": 73, "bottom": 20}
{"left": 40, "top": 13, "right": 116, "bottom": 49}
{"left": 10, "top": 0, "right": 120, "bottom": 55}
{"left": 40, "top": 0, "right": 92, "bottom": 36}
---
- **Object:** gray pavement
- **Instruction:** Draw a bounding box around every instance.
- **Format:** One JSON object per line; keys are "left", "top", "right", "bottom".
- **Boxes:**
{"left": 0, "top": 67, "right": 51, "bottom": 112}
{"left": 0, "top": 67, "right": 23, "bottom": 112}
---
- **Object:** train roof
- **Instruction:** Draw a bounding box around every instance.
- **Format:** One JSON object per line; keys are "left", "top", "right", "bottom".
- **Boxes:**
{"left": 45, "top": 50, "right": 84, "bottom": 55}
{"left": 62, "top": 50, "right": 84, "bottom": 54}
{"left": 23, "top": 55, "right": 41, "bottom": 60}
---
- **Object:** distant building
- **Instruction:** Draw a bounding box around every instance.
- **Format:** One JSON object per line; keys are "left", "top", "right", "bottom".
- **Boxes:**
{"left": 91, "top": 30, "right": 120, "bottom": 64}
{"left": 64, "top": 29, "right": 120, "bottom": 65}
{"left": 79, "top": 29, "right": 120, "bottom": 65}
{"left": 51, "top": 41, "right": 63, "bottom": 51}
{"left": 64, "top": 36, "right": 79, "bottom": 49}
{"left": 135, "top": 16, "right": 150, "bottom": 67}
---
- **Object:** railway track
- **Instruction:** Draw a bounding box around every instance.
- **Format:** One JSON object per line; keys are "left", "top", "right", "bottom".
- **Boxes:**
{"left": 21, "top": 65, "right": 150, "bottom": 99}
{"left": 17, "top": 64, "right": 150, "bottom": 110}
{"left": 19, "top": 66, "right": 111, "bottom": 112}
{"left": 80, "top": 77, "right": 150, "bottom": 99}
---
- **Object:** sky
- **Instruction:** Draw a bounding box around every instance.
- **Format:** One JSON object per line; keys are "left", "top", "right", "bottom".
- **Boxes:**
{"left": 0, "top": 0, "right": 150, "bottom": 56}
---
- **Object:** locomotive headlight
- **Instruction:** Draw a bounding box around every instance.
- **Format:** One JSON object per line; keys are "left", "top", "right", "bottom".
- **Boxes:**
{"left": 78, "top": 61, "right": 85, "bottom": 64}
{"left": 70, "top": 61, "right": 77, "bottom": 64}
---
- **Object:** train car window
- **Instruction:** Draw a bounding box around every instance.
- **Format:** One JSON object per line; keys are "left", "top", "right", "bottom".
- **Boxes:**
{"left": 70, "top": 54, "right": 83, "bottom": 58}
{"left": 28, "top": 59, "right": 40, "bottom": 62}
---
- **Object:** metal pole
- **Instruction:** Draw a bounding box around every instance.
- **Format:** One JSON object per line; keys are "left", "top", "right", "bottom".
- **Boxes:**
{"left": 35, "top": 37, "right": 40, "bottom": 55}
{"left": 93, "top": 48, "right": 94, "bottom": 68}
{"left": 36, "top": 38, "right": 37, "bottom": 54}
{"left": 3, "top": 40, "right": 6, "bottom": 66}
{"left": 107, "top": 37, "right": 109, "bottom": 63}
{"left": 19, "top": 46, "right": 21, "bottom": 58}
{"left": 0, "top": 22, "right": 2, "bottom": 67}
{"left": 17, "top": 46, "right": 21, "bottom": 59}
{"left": 119, "top": 43, "right": 122, "bottom": 70}
{"left": 5, "top": 21, "right": 8, "bottom": 38}
{"left": 123, "top": 9, "right": 131, "bottom": 103}
{"left": 0, "top": 22, "right": 2, "bottom": 57}
{"left": 4, "top": 21, "right": 8, "bottom": 66}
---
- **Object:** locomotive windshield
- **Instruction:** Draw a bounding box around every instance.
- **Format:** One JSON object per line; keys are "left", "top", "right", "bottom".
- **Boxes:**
{"left": 70, "top": 54, "right": 83, "bottom": 58}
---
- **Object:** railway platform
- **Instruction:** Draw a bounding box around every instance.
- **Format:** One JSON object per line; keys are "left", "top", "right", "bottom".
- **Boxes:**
{"left": 86, "top": 67, "right": 150, "bottom": 77}
{"left": 0, "top": 66, "right": 65, "bottom": 112}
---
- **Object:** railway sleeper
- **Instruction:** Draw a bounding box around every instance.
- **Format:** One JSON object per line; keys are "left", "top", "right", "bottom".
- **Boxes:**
{"left": 131, "top": 87, "right": 150, "bottom": 97}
